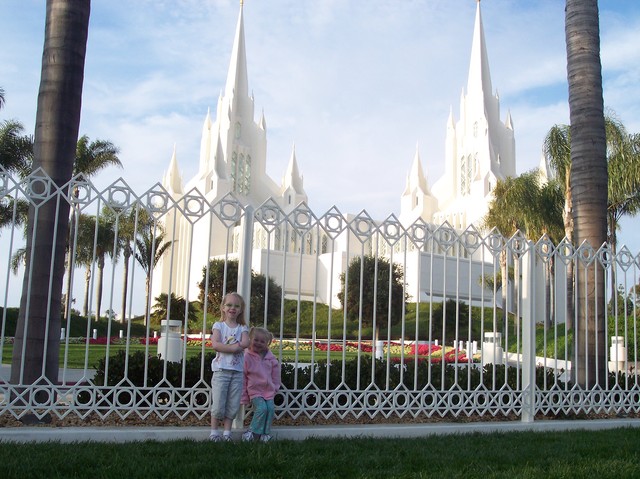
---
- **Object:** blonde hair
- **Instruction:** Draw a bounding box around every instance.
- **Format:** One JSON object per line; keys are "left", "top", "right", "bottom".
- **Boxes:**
{"left": 249, "top": 326, "right": 273, "bottom": 344}
{"left": 219, "top": 292, "right": 247, "bottom": 325}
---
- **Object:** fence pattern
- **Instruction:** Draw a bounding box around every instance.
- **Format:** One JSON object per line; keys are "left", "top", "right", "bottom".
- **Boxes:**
{"left": 1, "top": 170, "right": 639, "bottom": 424}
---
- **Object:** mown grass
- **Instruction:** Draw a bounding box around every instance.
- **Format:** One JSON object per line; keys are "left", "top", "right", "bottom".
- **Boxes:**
{"left": 1, "top": 428, "right": 639, "bottom": 478}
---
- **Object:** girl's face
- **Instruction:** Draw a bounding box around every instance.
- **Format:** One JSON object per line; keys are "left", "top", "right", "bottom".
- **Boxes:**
{"left": 222, "top": 295, "right": 242, "bottom": 321}
{"left": 249, "top": 333, "right": 270, "bottom": 355}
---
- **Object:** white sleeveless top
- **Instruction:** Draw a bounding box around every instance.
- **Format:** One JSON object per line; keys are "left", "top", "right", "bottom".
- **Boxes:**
{"left": 211, "top": 321, "right": 248, "bottom": 372}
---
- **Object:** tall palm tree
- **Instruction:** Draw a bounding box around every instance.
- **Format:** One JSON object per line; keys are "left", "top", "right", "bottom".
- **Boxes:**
{"left": 135, "top": 224, "right": 172, "bottom": 326}
{"left": 73, "top": 213, "right": 99, "bottom": 317}
{"left": 565, "top": 0, "right": 608, "bottom": 388}
{"left": 101, "top": 205, "right": 144, "bottom": 323}
{"left": 483, "top": 171, "right": 564, "bottom": 330}
{"left": 10, "top": 0, "right": 91, "bottom": 389}
{"left": 92, "top": 211, "right": 119, "bottom": 322}
{"left": 63, "top": 136, "right": 121, "bottom": 317}
{"left": 543, "top": 114, "right": 639, "bottom": 326}
{"left": 606, "top": 129, "right": 640, "bottom": 294}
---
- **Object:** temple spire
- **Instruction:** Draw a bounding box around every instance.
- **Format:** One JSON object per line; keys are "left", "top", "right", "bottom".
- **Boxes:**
{"left": 466, "top": 0, "right": 492, "bottom": 99}
{"left": 224, "top": 2, "right": 249, "bottom": 101}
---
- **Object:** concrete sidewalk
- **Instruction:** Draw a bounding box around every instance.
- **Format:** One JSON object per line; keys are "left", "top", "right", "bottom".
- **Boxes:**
{"left": 2, "top": 418, "right": 640, "bottom": 443}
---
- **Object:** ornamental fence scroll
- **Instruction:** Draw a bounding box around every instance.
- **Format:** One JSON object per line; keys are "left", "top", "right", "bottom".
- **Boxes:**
{"left": 1, "top": 168, "right": 639, "bottom": 424}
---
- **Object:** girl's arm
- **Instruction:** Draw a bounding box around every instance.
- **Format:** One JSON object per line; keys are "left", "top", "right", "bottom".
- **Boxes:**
{"left": 241, "top": 355, "right": 250, "bottom": 404}
{"left": 211, "top": 327, "right": 242, "bottom": 353}
{"left": 272, "top": 358, "right": 282, "bottom": 391}
{"left": 238, "top": 329, "right": 250, "bottom": 349}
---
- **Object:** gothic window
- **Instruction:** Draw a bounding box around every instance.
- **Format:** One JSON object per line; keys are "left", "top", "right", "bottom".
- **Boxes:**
{"left": 306, "top": 233, "right": 313, "bottom": 254}
{"left": 231, "top": 151, "right": 251, "bottom": 195}
{"left": 460, "top": 155, "right": 472, "bottom": 196}
{"left": 231, "top": 153, "right": 237, "bottom": 192}
{"left": 242, "top": 155, "right": 251, "bottom": 194}
{"left": 274, "top": 226, "right": 281, "bottom": 251}
{"left": 473, "top": 121, "right": 478, "bottom": 137}
{"left": 473, "top": 153, "right": 479, "bottom": 179}
{"left": 235, "top": 122, "right": 241, "bottom": 139}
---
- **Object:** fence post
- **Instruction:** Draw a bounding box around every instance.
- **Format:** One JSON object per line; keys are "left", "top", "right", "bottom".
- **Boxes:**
{"left": 234, "top": 204, "right": 254, "bottom": 430}
{"left": 521, "top": 239, "right": 536, "bottom": 423}
{"left": 237, "top": 204, "right": 254, "bottom": 314}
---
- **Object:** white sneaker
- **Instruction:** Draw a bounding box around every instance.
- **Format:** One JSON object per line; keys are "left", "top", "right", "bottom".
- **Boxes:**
{"left": 260, "top": 434, "right": 272, "bottom": 443}
{"left": 209, "top": 433, "right": 222, "bottom": 442}
{"left": 242, "top": 430, "right": 254, "bottom": 442}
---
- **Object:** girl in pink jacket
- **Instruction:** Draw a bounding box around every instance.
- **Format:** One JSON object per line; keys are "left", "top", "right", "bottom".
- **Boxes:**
{"left": 241, "top": 327, "right": 281, "bottom": 442}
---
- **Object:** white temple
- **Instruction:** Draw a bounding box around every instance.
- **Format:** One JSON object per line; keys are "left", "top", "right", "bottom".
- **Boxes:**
{"left": 153, "top": 1, "right": 521, "bottom": 308}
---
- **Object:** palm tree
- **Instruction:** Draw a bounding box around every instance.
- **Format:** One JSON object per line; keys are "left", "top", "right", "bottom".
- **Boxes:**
{"left": 73, "top": 135, "right": 121, "bottom": 177}
{"left": 482, "top": 171, "right": 564, "bottom": 330}
{"left": 543, "top": 114, "right": 639, "bottom": 328}
{"left": 606, "top": 128, "right": 640, "bottom": 299}
{"left": 11, "top": 0, "right": 91, "bottom": 390}
{"left": 101, "top": 205, "right": 146, "bottom": 323}
{"left": 0, "top": 90, "right": 33, "bottom": 231}
{"left": 135, "top": 224, "right": 173, "bottom": 326}
{"left": 0, "top": 120, "right": 33, "bottom": 176}
{"left": 565, "top": 0, "right": 608, "bottom": 388}
{"left": 63, "top": 136, "right": 121, "bottom": 317}
{"left": 73, "top": 213, "right": 99, "bottom": 317}
{"left": 93, "top": 211, "right": 119, "bottom": 322}
{"left": 151, "top": 292, "right": 198, "bottom": 331}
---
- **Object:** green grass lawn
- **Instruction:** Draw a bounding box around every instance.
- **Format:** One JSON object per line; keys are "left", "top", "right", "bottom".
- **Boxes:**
{"left": 1, "top": 428, "right": 639, "bottom": 478}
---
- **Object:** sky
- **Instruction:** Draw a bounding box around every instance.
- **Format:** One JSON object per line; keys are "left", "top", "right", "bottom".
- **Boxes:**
{"left": 1, "top": 0, "right": 640, "bottom": 311}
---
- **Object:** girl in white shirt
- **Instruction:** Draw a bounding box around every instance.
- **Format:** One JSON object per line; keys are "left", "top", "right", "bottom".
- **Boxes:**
{"left": 209, "top": 292, "right": 250, "bottom": 441}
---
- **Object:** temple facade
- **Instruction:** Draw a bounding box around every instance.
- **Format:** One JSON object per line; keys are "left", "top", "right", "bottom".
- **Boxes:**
{"left": 152, "top": 2, "right": 521, "bottom": 308}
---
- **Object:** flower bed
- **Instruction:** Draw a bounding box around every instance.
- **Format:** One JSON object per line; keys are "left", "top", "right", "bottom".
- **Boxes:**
{"left": 60, "top": 336, "right": 478, "bottom": 363}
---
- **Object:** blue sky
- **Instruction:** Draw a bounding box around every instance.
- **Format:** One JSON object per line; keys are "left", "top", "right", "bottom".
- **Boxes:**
{"left": 2, "top": 0, "right": 640, "bottom": 251}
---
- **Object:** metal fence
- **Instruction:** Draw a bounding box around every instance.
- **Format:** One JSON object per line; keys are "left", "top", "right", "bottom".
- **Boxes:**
{"left": 1, "top": 170, "right": 639, "bottom": 424}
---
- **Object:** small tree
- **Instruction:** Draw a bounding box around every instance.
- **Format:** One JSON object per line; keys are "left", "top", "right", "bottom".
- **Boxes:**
{"left": 198, "top": 259, "right": 282, "bottom": 327}
{"left": 337, "top": 255, "right": 407, "bottom": 337}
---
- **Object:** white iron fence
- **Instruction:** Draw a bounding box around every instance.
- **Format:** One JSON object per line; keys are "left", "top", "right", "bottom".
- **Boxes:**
{"left": 1, "top": 169, "right": 639, "bottom": 424}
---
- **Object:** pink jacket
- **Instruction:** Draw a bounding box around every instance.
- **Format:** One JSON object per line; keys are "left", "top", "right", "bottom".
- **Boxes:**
{"left": 241, "top": 348, "right": 281, "bottom": 404}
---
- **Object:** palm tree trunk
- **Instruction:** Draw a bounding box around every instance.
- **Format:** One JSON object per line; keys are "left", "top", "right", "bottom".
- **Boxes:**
{"left": 63, "top": 206, "right": 78, "bottom": 318}
{"left": 10, "top": 0, "right": 90, "bottom": 389}
{"left": 565, "top": 0, "right": 608, "bottom": 388}
{"left": 95, "top": 257, "right": 104, "bottom": 321}
{"left": 608, "top": 213, "right": 618, "bottom": 311}
{"left": 83, "top": 267, "right": 91, "bottom": 318}
{"left": 145, "top": 276, "right": 151, "bottom": 327}
{"left": 120, "top": 249, "right": 130, "bottom": 323}
{"left": 563, "top": 190, "right": 576, "bottom": 331}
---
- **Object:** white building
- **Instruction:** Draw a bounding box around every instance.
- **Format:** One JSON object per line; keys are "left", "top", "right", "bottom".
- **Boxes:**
{"left": 153, "top": 2, "right": 525, "bottom": 309}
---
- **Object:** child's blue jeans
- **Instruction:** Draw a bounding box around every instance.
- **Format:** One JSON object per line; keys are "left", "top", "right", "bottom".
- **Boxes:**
{"left": 248, "top": 396, "right": 275, "bottom": 435}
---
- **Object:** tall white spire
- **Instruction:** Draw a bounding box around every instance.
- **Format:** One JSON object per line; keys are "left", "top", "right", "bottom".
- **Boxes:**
{"left": 224, "top": 2, "right": 249, "bottom": 105}
{"left": 467, "top": 0, "right": 493, "bottom": 100}
{"left": 163, "top": 144, "right": 183, "bottom": 195}
{"left": 403, "top": 146, "right": 429, "bottom": 196}
{"left": 198, "top": 108, "right": 212, "bottom": 176}
{"left": 282, "top": 145, "right": 304, "bottom": 193}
